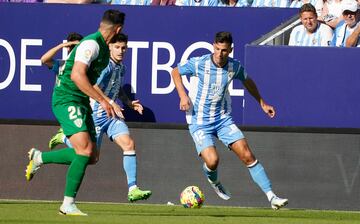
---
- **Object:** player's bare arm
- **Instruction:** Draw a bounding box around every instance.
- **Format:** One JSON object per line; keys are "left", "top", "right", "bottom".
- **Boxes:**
{"left": 71, "top": 61, "right": 115, "bottom": 118}
{"left": 40, "top": 41, "right": 80, "bottom": 69}
{"left": 171, "top": 67, "right": 191, "bottom": 111}
{"left": 243, "top": 77, "right": 275, "bottom": 118}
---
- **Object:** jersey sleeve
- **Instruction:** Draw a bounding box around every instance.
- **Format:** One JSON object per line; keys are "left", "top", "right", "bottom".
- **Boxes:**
{"left": 177, "top": 57, "right": 196, "bottom": 76}
{"left": 74, "top": 40, "right": 100, "bottom": 66}
{"left": 234, "top": 62, "right": 247, "bottom": 81}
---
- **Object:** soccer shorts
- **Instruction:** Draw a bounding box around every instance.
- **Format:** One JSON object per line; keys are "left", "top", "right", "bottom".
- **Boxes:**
{"left": 189, "top": 116, "right": 244, "bottom": 155}
{"left": 52, "top": 102, "right": 96, "bottom": 142}
{"left": 93, "top": 113, "right": 129, "bottom": 150}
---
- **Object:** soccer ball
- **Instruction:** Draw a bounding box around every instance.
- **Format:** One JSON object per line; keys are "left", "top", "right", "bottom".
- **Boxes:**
{"left": 180, "top": 186, "right": 205, "bottom": 208}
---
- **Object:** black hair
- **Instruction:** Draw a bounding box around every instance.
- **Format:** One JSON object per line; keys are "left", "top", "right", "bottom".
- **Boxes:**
{"left": 66, "top": 32, "right": 83, "bottom": 42}
{"left": 110, "top": 33, "right": 128, "bottom": 44}
{"left": 102, "top": 9, "right": 126, "bottom": 26}
{"left": 214, "top": 31, "right": 233, "bottom": 45}
{"left": 66, "top": 32, "right": 83, "bottom": 52}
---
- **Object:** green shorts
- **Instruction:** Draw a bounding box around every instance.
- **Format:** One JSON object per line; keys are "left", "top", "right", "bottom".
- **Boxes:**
{"left": 52, "top": 102, "right": 96, "bottom": 142}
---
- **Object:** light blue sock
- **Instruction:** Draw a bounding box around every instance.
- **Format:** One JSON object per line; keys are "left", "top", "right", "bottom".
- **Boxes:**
{"left": 64, "top": 137, "right": 73, "bottom": 148}
{"left": 203, "top": 163, "right": 218, "bottom": 183}
{"left": 248, "top": 160, "right": 272, "bottom": 193}
{"left": 123, "top": 151, "right": 137, "bottom": 188}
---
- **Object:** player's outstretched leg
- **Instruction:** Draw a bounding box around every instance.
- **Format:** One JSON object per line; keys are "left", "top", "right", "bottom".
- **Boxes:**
{"left": 49, "top": 128, "right": 65, "bottom": 150}
{"left": 123, "top": 150, "right": 152, "bottom": 202}
{"left": 247, "top": 160, "right": 288, "bottom": 210}
{"left": 25, "top": 148, "right": 42, "bottom": 181}
{"left": 203, "top": 163, "right": 231, "bottom": 200}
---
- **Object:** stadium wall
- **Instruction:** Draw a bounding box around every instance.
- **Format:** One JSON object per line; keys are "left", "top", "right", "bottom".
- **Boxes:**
{"left": 1, "top": 123, "right": 359, "bottom": 211}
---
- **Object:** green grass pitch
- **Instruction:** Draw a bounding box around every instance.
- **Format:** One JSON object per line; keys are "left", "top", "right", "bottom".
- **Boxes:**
{"left": 1, "top": 200, "right": 359, "bottom": 224}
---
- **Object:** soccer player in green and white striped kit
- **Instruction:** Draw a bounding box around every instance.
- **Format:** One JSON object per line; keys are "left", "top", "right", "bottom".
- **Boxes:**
{"left": 25, "top": 9, "right": 125, "bottom": 216}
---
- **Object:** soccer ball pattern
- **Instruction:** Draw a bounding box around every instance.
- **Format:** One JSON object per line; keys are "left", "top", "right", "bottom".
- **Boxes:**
{"left": 180, "top": 186, "right": 205, "bottom": 208}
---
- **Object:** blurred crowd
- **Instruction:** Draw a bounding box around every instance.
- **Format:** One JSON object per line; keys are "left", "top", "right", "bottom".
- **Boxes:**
{"left": 1, "top": 0, "right": 359, "bottom": 47}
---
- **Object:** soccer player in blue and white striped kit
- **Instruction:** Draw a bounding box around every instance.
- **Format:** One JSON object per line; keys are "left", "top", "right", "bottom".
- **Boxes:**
{"left": 171, "top": 31, "right": 288, "bottom": 210}
{"left": 45, "top": 33, "right": 152, "bottom": 203}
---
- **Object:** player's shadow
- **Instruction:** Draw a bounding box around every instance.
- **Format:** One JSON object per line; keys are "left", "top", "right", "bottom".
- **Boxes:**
{"left": 122, "top": 84, "right": 156, "bottom": 122}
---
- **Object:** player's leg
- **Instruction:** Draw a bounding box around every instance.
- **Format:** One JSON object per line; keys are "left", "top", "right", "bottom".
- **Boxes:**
{"left": 54, "top": 103, "right": 96, "bottom": 215}
{"left": 109, "top": 119, "right": 151, "bottom": 202}
{"left": 189, "top": 124, "right": 231, "bottom": 200}
{"left": 230, "top": 138, "right": 288, "bottom": 209}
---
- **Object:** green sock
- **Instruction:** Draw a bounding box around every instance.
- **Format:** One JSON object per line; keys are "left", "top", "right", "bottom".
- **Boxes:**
{"left": 42, "top": 148, "right": 76, "bottom": 165}
{"left": 64, "top": 154, "right": 90, "bottom": 197}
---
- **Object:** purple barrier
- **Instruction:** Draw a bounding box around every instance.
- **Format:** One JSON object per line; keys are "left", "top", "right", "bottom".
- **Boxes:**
{"left": 0, "top": 3, "right": 296, "bottom": 123}
{"left": 244, "top": 45, "right": 360, "bottom": 128}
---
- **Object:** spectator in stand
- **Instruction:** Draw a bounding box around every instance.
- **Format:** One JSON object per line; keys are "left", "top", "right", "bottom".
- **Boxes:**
{"left": 331, "top": 0, "right": 360, "bottom": 46}
{"left": 320, "top": 0, "right": 344, "bottom": 28}
{"left": 251, "top": 0, "right": 289, "bottom": 7}
{"left": 289, "top": 0, "right": 324, "bottom": 16}
{"left": 111, "top": 0, "right": 151, "bottom": 4}
{"left": 289, "top": 3, "right": 333, "bottom": 46}
{"left": 0, "top": 0, "right": 43, "bottom": 2}
{"left": 151, "top": 0, "right": 176, "bottom": 4}
{"left": 175, "top": 0, "right": 218, "bottom": 6}
{"left": 217, "top": 0, "right": 249, "bottom": 7}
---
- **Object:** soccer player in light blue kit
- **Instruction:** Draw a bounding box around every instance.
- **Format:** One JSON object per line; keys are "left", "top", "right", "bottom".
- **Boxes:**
{"left": 171, "top": 31, "right": 288, "bottom": 210}
{"left": 45, "top": 33, "right": 152, "bottom": 203}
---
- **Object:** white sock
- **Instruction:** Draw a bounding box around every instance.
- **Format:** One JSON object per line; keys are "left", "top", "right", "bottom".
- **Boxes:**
{"left": 266, "top": 191, "right": 276, "bottom": 202}
{"left": 34, "top": 152, "right": 43, "bottom": 165}
{"left": 62, "top": 196, "right": 75, "bottom": 206}
{"left": 129, "top": 185, "right": 137, "bottom": 192}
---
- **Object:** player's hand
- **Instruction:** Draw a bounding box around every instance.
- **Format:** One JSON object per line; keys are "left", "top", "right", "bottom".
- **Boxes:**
{"left": 112, "top": 102, "right": 125, "bottom": 119}
{"left": 131, "top": 100, "right": 143, "bottom": 115}
{"left": 260, "top": 100, "right": 275, "bottom": 118}
{"left": 100, "top": 99, "right": 116, "bottom": 118}
{"left": 179, "top": 95, "right": 191, "bottom": 111}
{"left": 63, "top": 40, "right": 80, "bottom": 48}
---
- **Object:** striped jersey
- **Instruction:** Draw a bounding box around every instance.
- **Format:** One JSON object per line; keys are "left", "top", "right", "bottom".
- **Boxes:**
{"left": 251, "top": 0, "right": 289, "bottom": 7}
{"left": 289, "top": 22, "right": 333, "bottom": 46}
{"left": 111, "top": 0, "right": 152, "bottom": 5}
{"left": 177, "top": 54, "right": 247, "bottom": 125}
{"left": 217, "top": 0, "right": 249, "bottom": 7}
{"left": 331, "top": 21, "right": 360, "bottom": 47}
{"left": 289, "top": 0, "right": 323, "bottom": 16}
{"left": 175, "top": 0, "right": 218, "bottom": 6}
{"left": 90, "top": 59, "right": 126, "bottom": 118}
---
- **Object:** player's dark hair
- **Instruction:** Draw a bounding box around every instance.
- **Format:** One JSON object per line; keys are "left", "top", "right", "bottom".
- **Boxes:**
{"left": 102, "top": 9, "right": 126, "bottom": 25}
{"left": 110, "top": 33, "right": 128, "bottom": 44}
{"left": 66, "top": 32, "right": 83, "bottom": 52}
{"left": 66, "top": 32, "right": 83, "bottom": 42}
{"left": 215, "top": 31, "right": 233, "bottom": 45}
{"left": 300, "top": 3, "right": 317, "bottom": 15}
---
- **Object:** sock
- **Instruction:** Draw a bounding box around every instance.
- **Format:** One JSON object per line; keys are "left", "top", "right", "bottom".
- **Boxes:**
{"left": 42, "top": 148, "right": 76, "bottom": 165}
{"left": 248, "top": 160, "right": 272, "bottom": 194}
{"left": 64, "top": 137, "right": 73, "bottom": 148}
{"left": 62, "top": 196, "right": 75, "bottom": 207}
{"left": 123, "top": 150, "right": 137, "bottom": 190}
{"left": 64, "top": 154, "right": 90, "bottom": 197}
{"left": 203, "top": 163, "right": 218, "bottom": 183}
{"left": 266, "top": 191, "right": 276, "bottom": 202}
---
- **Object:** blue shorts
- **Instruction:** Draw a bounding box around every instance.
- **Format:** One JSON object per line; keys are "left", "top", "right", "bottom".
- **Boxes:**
{"left": 93, "top": 114, "right": 129, "bottom": 150}
{"left": 188, "top": 116, "right": 244, "bottom": 155}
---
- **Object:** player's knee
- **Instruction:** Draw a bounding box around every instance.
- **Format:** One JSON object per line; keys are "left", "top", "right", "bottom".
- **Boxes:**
{"left": 206, "top": 157, "right": 219, "bottom": 170}
{"left": 120, "top": 138, "right": 135, "bottom": 151}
